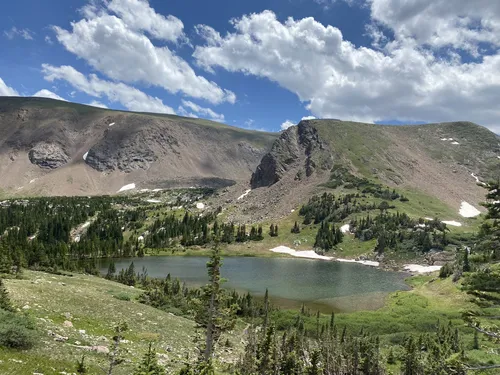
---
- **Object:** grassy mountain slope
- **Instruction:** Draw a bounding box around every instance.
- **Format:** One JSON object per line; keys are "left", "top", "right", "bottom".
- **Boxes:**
{"left": 0, "top": 270, "right": 243, "bottom": 375}
{"left": 231, "top": 119, "right": 499, "bottom": 224}
{"left": 0, "top": 97, "right": 277, "bottom": 197}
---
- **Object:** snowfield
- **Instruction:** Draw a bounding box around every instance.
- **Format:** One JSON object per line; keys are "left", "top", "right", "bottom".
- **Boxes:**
{"left": 270, "top": 246, "right": 333, "bottom": 260}
{"left": 340, "top": 224, "right": 350, "bottom": 233}
{"left": 335, "top": 258, "right": 380, "bottom": 267}
{"left": 117, "top": 183, "right": 136, "bottom": 193}
{"left": 146, "top": 199, "right": 161, "bottom": 203}
{"left": 404, "top": 264, "right": 442, "bottom": 274}
{"left": 459, "top": 201, "right": 481, "bottom": 218}
{"left": 270, "top": 246, "right": 379, "bottom": 266}
{"left": 442, "top": 220, "right": 462, "bottom": 227}
{"left": 237, "top": 189, "right": 251, "bottom": 200}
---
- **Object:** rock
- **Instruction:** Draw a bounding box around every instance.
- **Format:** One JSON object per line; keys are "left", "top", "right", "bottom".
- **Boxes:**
{"left": 78, "top": 329, "right": 86, "bottom": 334}
{"left": 64, "top": 312, "right": 72, "bottom": 319}
{"left": 22, "top": 304, "right": 30, "bottom": 310}
{"left": 92, "top": 345, "right": 109, "bottom": 354}
{"left": 251, "top": 121, "right": 332, "bottom": 188}
{"left": 63, "top": 320, "right": 73, "bottom": 328}
{"left": 28, "top": 142, "right": 69, "bottom": 169}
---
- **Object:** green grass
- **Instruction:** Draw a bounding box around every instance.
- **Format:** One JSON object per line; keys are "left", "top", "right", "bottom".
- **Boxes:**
{"left": 1, "top": 271, "right": 198, "bottom": 374}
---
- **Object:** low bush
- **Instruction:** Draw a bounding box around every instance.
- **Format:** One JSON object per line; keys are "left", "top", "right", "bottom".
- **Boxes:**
{"left": 0, "top": 309, "right": 37, "bottom": 349}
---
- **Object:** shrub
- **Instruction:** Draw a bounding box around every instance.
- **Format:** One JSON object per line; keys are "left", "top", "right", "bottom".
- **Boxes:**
{"left": 114, "top": 292, "right": 131, "bottom": 301}
{"left": 439, "top": 263, "right": 454, "bottom": 278}
{"left": 0, "top": 309, "right": 37, "bottom": 349}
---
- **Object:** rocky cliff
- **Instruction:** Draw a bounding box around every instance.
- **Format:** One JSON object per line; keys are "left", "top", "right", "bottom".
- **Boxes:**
{"left": 250, "top": 120, "right": 333, "bottom": 188}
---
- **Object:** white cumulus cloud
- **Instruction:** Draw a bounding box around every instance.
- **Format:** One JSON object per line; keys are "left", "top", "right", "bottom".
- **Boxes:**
{"left": 42, "top": 64, "right": 175, "bottom": 114}
{"left": 88, "top": 100, "right": 108, "bottom": 108}
{"left": 107, "top": 0, "right": 186, "bottom": 42}
{"left": 33, "top": 89, "right": 67, "bottom": 101}
{"left": 369, "top": 0, "right": 500, "bottom": 55}
{"left": 179, "top": 100, "right": 224, "bottom": 122}
{"left": 0, "top": 78, "right": 19, "bottom": 96}
{"left": 281, "top": 120, "right": 295, "bottom": 131}
{"left": 52, "top": 0, "right": 235, "bottom": 104}
{"left": 193, "top": 9, "right": 500, "bottom": 131}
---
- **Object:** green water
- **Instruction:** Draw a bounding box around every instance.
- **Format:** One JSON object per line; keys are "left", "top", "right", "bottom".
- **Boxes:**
{"left": 102, "top": 256, "right": 410, "bottom": 312}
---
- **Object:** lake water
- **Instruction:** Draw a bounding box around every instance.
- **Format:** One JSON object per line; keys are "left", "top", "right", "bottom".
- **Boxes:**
{"left": 101, "top": 256, "right": 410, "bottom": 312}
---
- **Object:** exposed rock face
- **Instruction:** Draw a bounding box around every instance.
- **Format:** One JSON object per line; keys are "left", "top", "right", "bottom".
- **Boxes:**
{"left": 250, "top": 121, "right": 333, "bottom": 188}
{"left": 28, "top": 142, "right": 69, "bottom": 169}
{"left": 84, "top": 128, "right": 178, "bottom": 172}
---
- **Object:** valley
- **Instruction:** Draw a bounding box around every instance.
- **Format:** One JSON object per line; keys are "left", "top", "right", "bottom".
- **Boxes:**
{"left": 0, "top": 98, "right": 499, "bottom": 374}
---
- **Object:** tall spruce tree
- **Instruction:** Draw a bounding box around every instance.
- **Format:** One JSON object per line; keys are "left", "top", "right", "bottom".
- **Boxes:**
{"left": 194, "top": 243, "right": 236, "bottom": 365}
{"left": 133, "top": 342, "right": 165, "bottom": 375}
{"left": 0, "top": 278, "right": 14, "bottom": 312}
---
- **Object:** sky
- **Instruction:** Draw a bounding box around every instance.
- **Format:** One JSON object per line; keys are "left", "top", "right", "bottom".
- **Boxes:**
{"left": 1, "top": 0, "right": 500, "bottom": 133}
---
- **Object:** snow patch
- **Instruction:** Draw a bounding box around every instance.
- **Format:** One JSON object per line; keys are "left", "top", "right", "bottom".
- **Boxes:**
{"left": 471, "top": 173, "right": 486, "bottom": 186}
{"left": 196, "top": 202, "right": 205, "bottom": 209}
{"left": 440, "top": 138, "right": 447, "bottom": 141}
{"left": 237, "top": 189, "right": 251, "bottom": 200}
{"left": 340, "top": 224, "right": 350, "bottom": 233}
{"left": 270, "top": 246, "right": 333, "bottom": 260}
{"left": 459, "top": 201, "right": 481, "bottom": 218}
{"left": 152, "top": 188, "right": 162, "bottom": 192}
{"left": 29, "top": 179, "right": 37, "bottom": 184}
{"left": 447, "top": 138, "right": 454, "bottom": 141}
{"left": 497, "top": 156, "right": 500, "bottom": 159}
{"left": 81, "top": 221, "right": 91, "bottom": 229}
{"left": 83, "top": 151, "right": 89, "bottom": 161}
{"left": 117, "top": 183, "right": 136, "bottom": 193}
{"left": 146, "top": 199, "right": 161, "bottom": 203}
{"left": 108, "top": 122, "right": 115, "bottom": 127}
{"left": 336, "top": 258, "right": 380, "bottom": 267}
{"left": 140, "top": 189, "right": 150, "bottom": 192}
{"left": 451, "top": 141, "right": 460, "bottom": 145}
{"left": 404, "top": 264, "right": 442, "bottom": 274}
{"left": 138, "top": 236, "right": 144, "bottom": 242}
{"left": 442, "top": 221, "right": 462, "bottom": 227}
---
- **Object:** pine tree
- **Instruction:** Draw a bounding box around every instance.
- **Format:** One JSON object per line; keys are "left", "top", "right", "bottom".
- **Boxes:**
{"left": 107, "top": 322, "right": 128, "bottom": 375}
{"left": 105, "top": 261, "right": 116, "bottom": 280}
{"left": 75, "top": 355, "right": 88, "bottom": 374}
{"left": 0, "top": 278, "right": 14, "bottom": 312}
{"left": 463, "top": 248, "right": 471, "bottom": 272}
{"left": 195, "top": 243, "right": 236, "bottom": 364}
{"left": 472, "top": 329, "right": 479, "bottom": 350}
{"left": 133, "top": 342, "right": 165, "bottom": 375}
{"left": 257, "top": 325, "right": 276, "bottom": 375}
{"left": 291, "top": 221, "right": 300, "bottom": 234}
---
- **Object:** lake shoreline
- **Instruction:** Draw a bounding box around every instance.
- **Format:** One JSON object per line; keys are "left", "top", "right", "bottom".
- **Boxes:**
{"left": 142, "top": 245, "right": 439, "bottom": 275}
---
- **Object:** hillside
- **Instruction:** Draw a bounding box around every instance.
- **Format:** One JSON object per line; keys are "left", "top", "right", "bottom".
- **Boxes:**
{"left": 228, "top": 119, "right": 500, "bottom": 222}
{"left": 0, "top": 97, "right": 277, "bottom": 196}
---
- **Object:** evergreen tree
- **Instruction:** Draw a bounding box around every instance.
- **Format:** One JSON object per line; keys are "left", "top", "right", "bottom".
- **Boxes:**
{"left": 463, "top": 248, "right": 471, "bottom": 272}
{"left": 291, "top": 221, "right": 300, "bottom": 234}
{"left": 133, "top": 342, "right": 165, "bottom": 375}
{"left": 195, "top": 243, "right": 237, "bottom": 364}
{"left": 75, "top": 355, "right": 88, "bottom": 374}
{"left": 0, "top": 278, "right": 14, "bottom": 312}
{"left": 107, "top": 322, "right": 128, "bottom": 375}
{"left": 473, "top": 329, "right": 479, "bottom": 350}
{"left": 105, "top": 261, "right": 116, "bottom": 280}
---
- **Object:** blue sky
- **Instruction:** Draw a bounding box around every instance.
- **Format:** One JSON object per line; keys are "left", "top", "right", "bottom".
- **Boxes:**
{"left": 1, "top": 0, "right": 500, "bottom": 132}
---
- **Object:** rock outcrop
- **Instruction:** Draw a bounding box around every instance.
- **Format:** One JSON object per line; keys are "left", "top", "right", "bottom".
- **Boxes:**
{"left": 28, "top": 142, "right": 70, "bottom": 169}
{"left": 250, "top": 121, "right": 333, "bottom": 188}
